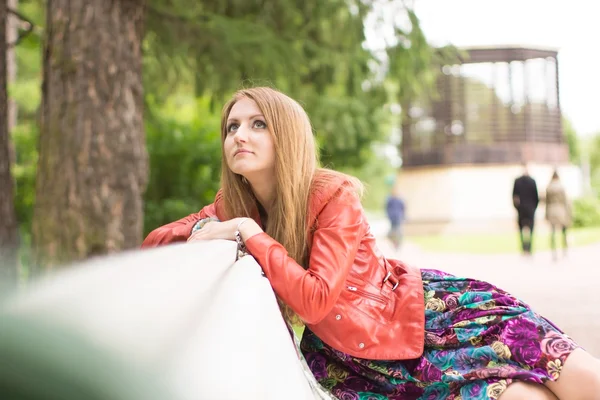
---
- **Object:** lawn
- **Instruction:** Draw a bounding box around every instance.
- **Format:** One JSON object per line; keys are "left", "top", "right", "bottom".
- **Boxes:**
{"left": 409, "top": 226, "right": 600, "bottom": 254}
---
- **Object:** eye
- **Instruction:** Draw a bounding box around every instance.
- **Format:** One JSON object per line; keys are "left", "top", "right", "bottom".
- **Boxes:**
{"left": 253, "top": 120, "right": 267, "bottom": 129}
{"left": 227, "top": 123, "right": 239, "bottom": 133}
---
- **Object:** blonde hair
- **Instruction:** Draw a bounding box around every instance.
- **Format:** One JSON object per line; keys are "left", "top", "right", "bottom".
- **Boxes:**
{"left": 219, "top": 87, "right": 362, "bottom": 326}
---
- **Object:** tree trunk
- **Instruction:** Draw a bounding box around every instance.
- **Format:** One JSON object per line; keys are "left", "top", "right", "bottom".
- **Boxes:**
{"left": 0, "top": 0, "right": 20, "bottom": 289}
{"left": 5, "top": 0, "right": 16, "bottom": 174}
{"left": 6, "top": 0, "right": 16, "bottom": 136}
{"left": 32, "top": 0, "right": 148, "bottom": 270}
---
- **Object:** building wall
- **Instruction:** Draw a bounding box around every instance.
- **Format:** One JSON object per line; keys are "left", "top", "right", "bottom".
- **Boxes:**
{"left": 396, "top": 163, "right": 583, "bottom": 234}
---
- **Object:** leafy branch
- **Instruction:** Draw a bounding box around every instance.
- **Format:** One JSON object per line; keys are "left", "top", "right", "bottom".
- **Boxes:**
{"left": 7, "top": 8, "right": 35, "bottom": 48}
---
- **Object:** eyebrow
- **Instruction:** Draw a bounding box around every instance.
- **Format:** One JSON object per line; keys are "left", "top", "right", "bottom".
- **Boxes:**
{"left": 227, "top": 114, "right": 265, "bottom": 122}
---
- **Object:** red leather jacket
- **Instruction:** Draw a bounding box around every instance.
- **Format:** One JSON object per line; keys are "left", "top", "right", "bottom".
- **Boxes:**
{"left": 141, "top": 175, "right": 425, "bottom": 360}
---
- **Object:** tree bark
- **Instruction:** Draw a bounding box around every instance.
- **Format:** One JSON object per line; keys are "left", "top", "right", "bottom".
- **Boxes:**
{"left": 0, "top": 0, "right": 20, "bottom": 289}
{"left": 6, "top": 0, "right": 16, "bottom": 136}
{"left": 32, "top": 0, "right": 148, "bottom": 270}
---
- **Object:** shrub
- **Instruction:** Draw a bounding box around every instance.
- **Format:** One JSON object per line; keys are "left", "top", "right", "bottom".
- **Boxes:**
{"left": 143, "top": 96, "right": 222, "bottom": 235}
{"left": 572, "top": 196, "right": 600, "bottom": 228}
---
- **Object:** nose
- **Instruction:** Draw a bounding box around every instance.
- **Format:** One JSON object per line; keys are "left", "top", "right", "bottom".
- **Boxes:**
{"left": 233, "top": 123, "right": 249, "bottom": 143}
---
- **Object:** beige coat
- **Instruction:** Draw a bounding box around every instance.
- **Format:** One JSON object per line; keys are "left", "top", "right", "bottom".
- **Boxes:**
{"left": 545, "top": 180, "right": 572, "bottom": 227}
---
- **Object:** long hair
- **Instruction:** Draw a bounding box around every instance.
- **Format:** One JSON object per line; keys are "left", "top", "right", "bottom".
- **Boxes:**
{"left": 220, "top": 87, "right": 317, "bottom": 267}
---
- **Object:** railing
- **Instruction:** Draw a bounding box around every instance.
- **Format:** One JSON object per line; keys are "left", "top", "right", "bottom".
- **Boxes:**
{"left": 402, "top": 141, "right": 569, "bottom": 167}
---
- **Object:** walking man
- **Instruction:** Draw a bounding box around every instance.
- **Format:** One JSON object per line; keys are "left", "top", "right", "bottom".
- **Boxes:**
{"left": 512, "top": 163, "right": 539, "bottom": 255}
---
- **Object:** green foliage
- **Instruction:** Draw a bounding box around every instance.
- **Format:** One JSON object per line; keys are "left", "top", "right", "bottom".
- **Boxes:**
{"left": 387, "top": 9, "right": 460, "bottom": 104}
{"left": 11, "top": 122, "right": 38, "bottom": 229}
{"left": 4, "top": 0, "right": 45, "bottom": 270}
{"left": 10, "top": 0, "right": 44, "bottom": 230}
{"left": 572, "top": 196, "right": 600, "bottom": 228}
{"left": 7, "top": 80, "right": 40, "bottom": 116}
{"left": 339, "top": 149, "right": 397, "bottom": 211}
{"left": 589, "top": 134, "right": 600, "bottom": 177}
{"left": 13, "top": 0, "right": 44, "bottom": 81}
{"left": 143, "top": 96, "right": 222, "bottom": 235}
{"left": 410, "top": 227, "right": 600, "bottom": 254}
{"left": 145, "top": 0, "right": 372, "bottom": 96}
{"left": 388, "top": 10, "right": 437, "bottom": 103}
{"left": 563, "top": 117, "right": 580, "bottom": 164}
{"left": 144, "top": 0, "right": 433, "bottom": 169}
{"left": 305, "top": 88, "right": 388, "bottom": 168}
{"left": 354, "top": 170, "right": 397, "bottom": 212}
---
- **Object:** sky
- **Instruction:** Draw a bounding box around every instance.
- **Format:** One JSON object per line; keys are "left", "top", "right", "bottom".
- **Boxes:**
{"left": 413, "top": 0, "right": 600, "bottom": 136}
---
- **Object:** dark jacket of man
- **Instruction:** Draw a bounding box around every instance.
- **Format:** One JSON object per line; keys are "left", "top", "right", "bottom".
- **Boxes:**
{"left": 512, "top": 175, "right": 539, "bottom": 220}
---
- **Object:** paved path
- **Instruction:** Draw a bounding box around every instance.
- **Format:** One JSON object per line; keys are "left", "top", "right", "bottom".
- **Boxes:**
{"left": 371, "top": 218, "right": 600, "bottom": 357}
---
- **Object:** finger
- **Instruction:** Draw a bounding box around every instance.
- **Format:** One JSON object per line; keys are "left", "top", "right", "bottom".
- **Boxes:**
{"left": 187, "top": 230, "right": 207, "bottom": 242}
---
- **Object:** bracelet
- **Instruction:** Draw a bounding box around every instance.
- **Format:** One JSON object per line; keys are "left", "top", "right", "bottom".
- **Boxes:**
{"left": 190, "top": 217, "right": 219, "bottom": 236}
{"left": 235, "top": 218, "right": 250, "bottom": 259}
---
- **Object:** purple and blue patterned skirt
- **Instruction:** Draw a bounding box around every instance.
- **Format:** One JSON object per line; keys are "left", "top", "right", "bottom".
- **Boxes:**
{"left": 300, "top": 269, "right": 579, "bottom": 400}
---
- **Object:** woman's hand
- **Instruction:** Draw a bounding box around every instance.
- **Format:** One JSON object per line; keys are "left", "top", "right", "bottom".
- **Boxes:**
{"left": 187, "top": 219, "right": 240, "bottom": 242}
{"left": 187, "top": 218, "right": 263, "bottom": 243}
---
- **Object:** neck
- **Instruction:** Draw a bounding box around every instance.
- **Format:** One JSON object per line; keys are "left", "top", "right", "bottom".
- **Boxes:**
{"left": 248, "top": 178, "right": 276, "bottom": 215}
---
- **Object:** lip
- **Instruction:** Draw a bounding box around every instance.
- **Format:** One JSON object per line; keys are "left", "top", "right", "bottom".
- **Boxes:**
{"left": 234, "top": 149, "right": 253, "bottom": 156}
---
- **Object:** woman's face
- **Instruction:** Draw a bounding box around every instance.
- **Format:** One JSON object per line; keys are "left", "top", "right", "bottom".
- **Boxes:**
{"left": 224, "top": 97, "right": 276, "bottom": 181}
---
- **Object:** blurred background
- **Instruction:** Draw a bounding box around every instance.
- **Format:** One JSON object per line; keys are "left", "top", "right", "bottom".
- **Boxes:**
{"left": 1, "top": 0, "right": 600, "bottom": 285}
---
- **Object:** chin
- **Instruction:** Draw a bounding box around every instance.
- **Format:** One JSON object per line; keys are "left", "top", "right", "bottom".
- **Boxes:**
{"left": 228, "top": 161, "right": 271, "bottom": 180}
{"left": 230, "top": 166, "right": 258, "bottom": 178}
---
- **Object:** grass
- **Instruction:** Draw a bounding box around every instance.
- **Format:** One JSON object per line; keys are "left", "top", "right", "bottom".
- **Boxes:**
{"left": 409, "top": 226, "right": 600, "bottom": 254}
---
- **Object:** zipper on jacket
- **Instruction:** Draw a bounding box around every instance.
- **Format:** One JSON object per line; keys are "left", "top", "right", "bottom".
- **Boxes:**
{"left": 347, "top": 285, "right": 386, "bottom": 304}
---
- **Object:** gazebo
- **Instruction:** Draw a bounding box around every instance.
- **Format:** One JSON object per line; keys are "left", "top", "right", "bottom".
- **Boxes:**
{"left": 396, "top": 45, "right": 580, "bottom": 234}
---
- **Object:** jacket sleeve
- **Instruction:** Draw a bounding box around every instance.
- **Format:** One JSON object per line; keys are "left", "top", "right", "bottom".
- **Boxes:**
{"left": 140, "top": 203, "right": 217, "bottom": 248}
{"left": 244, "top": 188, "right": 364, "bottom": 325}
{"left": 544, "top": 188, "right": 550, "bottom": 220}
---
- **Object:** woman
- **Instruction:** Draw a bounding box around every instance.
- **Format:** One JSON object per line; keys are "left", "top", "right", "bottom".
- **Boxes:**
{"left": 545, "top": 171, "right": 571, "bottom": 260}
{"left": 142, "top": 87, "right": 600, "bottom": 399}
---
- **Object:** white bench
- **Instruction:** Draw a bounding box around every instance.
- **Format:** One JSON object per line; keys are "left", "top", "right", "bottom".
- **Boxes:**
{"left": 2, "top": 241, "right": 332, "bottom": 400}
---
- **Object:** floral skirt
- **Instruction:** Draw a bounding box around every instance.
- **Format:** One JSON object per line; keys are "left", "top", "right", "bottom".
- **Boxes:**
{"left": 300, "top": 269, "right": 579, "bottom": 400}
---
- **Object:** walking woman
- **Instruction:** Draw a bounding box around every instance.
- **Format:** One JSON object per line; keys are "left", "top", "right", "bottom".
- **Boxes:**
{"left": 545, "top": 170, "right": 572, "bottom": 260}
